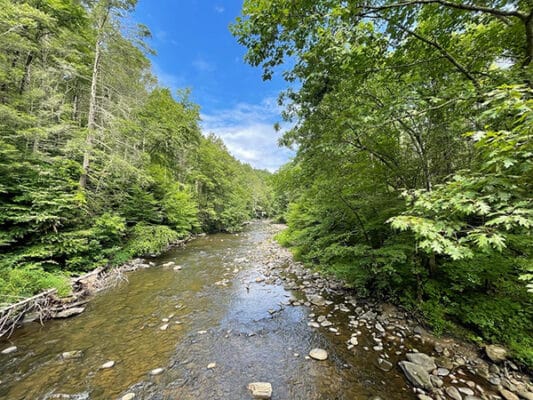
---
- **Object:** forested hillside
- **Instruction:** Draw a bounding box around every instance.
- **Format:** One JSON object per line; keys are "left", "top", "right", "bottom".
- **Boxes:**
{"left": 233, "top": 1, "right": 533, "bottom": 365}
{"left": 0, "top": 0, "right": 272, "bottom": 301}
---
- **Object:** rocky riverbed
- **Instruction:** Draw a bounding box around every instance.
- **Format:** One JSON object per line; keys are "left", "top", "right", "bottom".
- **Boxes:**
{"left": 251, "top": 224, "right": 533, "bottom": 400}
{"left": 0, "top": 222, "right": 531, "bottom": 400}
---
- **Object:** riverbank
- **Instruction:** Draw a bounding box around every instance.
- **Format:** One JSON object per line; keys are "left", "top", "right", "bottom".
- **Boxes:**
{"left": 0, "top": 235, "right": 194, "bottom": 339}
{"left": 257, "top": 224, "right": 533, "bottom": 400}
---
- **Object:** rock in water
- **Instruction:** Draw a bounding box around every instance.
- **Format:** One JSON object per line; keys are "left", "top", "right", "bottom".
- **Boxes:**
{"left": 100, "top": 360, "right": 115, "bottom": 369}
{"left": 398, "top": 361, "right": 433, "bottom": 390}
{"left": 445, "top": 386, "right": 463, "bottom": 400}
{"left": 247, "top": 382, "right": 272, "bottom": 399}
{"left": 406, "top": 352, "right": 437, "bottom": 372}
{"left": 307, "top": 294, "right": 327, "bottom": 306}
{"left": 309, "top": 348, "right": 328, "bottom": 361}
{"left": 207, "top": 362, "right": 216, "bottom": 369}
{"left": 121, "top": 394, "right": 135, "bottom": 400}
{"left": 61, "top": 350, "right": 83, "bottom": 360}
{"left": 54, "top": 307, "right": 85, "bottom": 319}
{"left": 377, "top": 358, "right": 393, "bottom": 372}
{"left": 150, "top": 368, "right": 164, "bottom": 376}
{"left": 1, "top": 346, "right": 17, "bottom": 355}
{"left": 485, "top": 345, "right": 507, "bottom": 363}
{"left": 500, "top": 389, "right": 519, "bottom": 400}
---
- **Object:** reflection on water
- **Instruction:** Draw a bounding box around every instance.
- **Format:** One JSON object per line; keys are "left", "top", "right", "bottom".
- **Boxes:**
{"left": 0, "top": 223, "right": 415, "bottom": 400}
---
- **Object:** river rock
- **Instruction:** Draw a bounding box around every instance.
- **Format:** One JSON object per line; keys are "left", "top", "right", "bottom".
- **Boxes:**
{"left": 247, "top": 382, "right": 272, "bottom": 399}
{"left": 61, "top": 350, "right": 83, "bottom": 360}
{"left": 54, "top": 307, "right": 85, "bottom": 319}
{"left": 150, "top": 368, "right": 164, "bottom": 376}
{"left": 1, "top": 346, "right": 17, "bottom": 355}
{"left": 458, "top": 388, "right": 474, "bottom": 396}
{"left": 360, "top": 310, "right": 377, "bottom": 320}
{"left": 162, "top": 261, "right": 175, "bottom": 267}
{"left": 307, "top": 294, "right": 327, "bottom": 306}
{"left": 485, "top": 345, "right": 507, "bottom": 363}
{"left": 121, "top": 394, "right": 135, "bottom": 400}
{"left": 418, "top": 395, "right": 433, "bottom": 400}
{"left": 159, "top": 324, "right": 169, "bottom": 331}
{"left": 406, "top": 353, "right": 437, "bottom": 372}
{"left": 207, "top": 362, "right": 216, "bottom": 369}
{"left": 378, "top": 358, "right": 393, "bottom": 372}
{"left": 517, "top": 392, "right": 533, "bottom": 400}
{"left": 173, "top": 265, "right": 182, "bottom": 271}
{"left": 445, "top": 387, "right": 463, "bottom": 400}
{"left": 430, "top": 376, "right": 444, "bottom": 388}
{"left": 399, "top": 361, "right": 433, "bottom": 390}
{"left": 500, "top": 389, "right": 519, "bottom": 400}
{"left": 100, "top": 360, "right": 115, "bottom": 369}
{"left": 309, "top": 348, "right": 328, "bottom": 361}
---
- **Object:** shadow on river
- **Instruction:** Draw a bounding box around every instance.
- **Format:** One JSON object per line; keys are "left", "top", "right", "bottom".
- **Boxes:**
{"left": 0, "top": 221, "right": 416, "bottom": 400}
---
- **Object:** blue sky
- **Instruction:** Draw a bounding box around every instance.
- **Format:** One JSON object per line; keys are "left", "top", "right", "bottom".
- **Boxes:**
{"left": 133, "top": 0, "right": 294, "bottom": 171}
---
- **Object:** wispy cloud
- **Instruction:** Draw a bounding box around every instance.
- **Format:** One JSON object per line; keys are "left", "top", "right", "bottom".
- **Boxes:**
{"left": 192, "top": 58, "right": 216, "bottom": 72}
{"left": 201, "top": 98, "right": 294, "bottom": 171}
{"left": 214, "top": 5, "right": 225, "bottom": 13}
{"left": 155, "top": 30, "right": 167, "bottom": 42}
{"left": 152, "top": 62, "right": 185, "bottom": 91}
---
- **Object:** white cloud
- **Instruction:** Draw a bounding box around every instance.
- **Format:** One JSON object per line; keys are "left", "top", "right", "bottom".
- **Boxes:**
{"left": 201, "top": 98, "right": 294, "bottom": 171}
{"left": 214, "top": 5, "right": 225, "bottom": 13}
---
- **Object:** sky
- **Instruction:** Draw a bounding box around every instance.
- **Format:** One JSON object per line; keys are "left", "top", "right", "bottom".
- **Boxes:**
{"left": 133, "top": 0, "right": 294, "bottom": 172}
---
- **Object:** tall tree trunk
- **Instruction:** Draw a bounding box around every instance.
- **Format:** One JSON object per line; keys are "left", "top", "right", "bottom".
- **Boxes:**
{"left": 79, "top": 38, "right": 101, "bottom": 189}
{"left": 79, "top": 4, "right": 110, "bottom": 189}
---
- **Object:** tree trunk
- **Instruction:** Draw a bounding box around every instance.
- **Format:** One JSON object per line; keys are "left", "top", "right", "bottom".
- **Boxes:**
{"left": 80, "top": 4, "right": 110, "bottom": 189}
{"left": 79, "top": 37, "right": 101, "bottom": 189}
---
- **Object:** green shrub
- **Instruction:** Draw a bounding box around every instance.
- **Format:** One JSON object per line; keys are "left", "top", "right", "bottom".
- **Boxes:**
{"left": 125, "top": 223, "right": 180, "bottom": 256}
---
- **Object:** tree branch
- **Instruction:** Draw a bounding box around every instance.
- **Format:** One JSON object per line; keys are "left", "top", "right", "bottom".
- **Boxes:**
{"left": 363, "top": 1, "right": 527, "bottom": 21}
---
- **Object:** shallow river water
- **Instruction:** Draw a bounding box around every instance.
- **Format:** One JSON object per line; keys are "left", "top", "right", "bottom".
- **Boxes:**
{"left": 0, "top": 222, "right": 417, "bottom": 400}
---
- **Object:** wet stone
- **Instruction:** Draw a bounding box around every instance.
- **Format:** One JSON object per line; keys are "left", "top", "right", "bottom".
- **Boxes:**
{"left": 150, "top": 368, "right": 164, "bottom": 376}
{"left": 1, "top": 346, "right": 17, "bottom": 355}
{"left": 485, "top": 345, "right": 507, "bottom": 363}
{"left": 458, "top": 388, "right": 474, "bottom": 396}
{"left": 248, "top": 382, "right": 272, "bottom": 399}
{"left": 406, "top": 353, "right": 437, "bottom": 372}
{"left": 100, "top": 361, "right": 115, "bottom": 369}
{"left": 309, "top": 348, "right": 328, "bottom": 361}
{"left": 121, "top": 394, "right": 135, "bottom": 400}
{"left": 378, "top": 358, "right": 393, "bottom": 372}
{"left": 446, "top": 387, "right": 463, "bottom": 400}
{"left": 399, "top": 361, "right": 433, "bottom": 390}
{"left": 61, "top": 350, "right": 83, "bottom": 360}
{"left": 500, "top": 389, "right": 519, "bottom": 400}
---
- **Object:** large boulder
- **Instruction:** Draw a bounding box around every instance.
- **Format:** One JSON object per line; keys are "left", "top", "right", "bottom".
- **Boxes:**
{"left": 399, "top": 361, "right": 433, "bottom": 390}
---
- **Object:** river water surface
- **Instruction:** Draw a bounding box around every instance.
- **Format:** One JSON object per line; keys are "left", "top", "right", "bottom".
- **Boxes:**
{"left": 0, "top": 222, "right": 417, "bottom": 400}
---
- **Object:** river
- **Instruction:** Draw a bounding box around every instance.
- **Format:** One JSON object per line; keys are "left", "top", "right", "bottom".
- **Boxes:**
{"left": 0, "top": 222, "right": 418, "bottom": 400}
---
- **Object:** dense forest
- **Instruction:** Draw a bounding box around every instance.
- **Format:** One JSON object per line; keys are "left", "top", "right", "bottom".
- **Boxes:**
{"left": 0, "top": 1, "right": 273, "bottom": 300}
{"left": 232, "top": 1, "right": 533, "bottom": 365}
